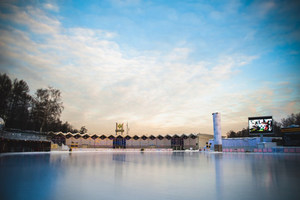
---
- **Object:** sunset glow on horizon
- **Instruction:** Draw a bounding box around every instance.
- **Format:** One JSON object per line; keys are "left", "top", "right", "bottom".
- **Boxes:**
{"left": 0, "top": 0, "right": 299, "bottom": 135}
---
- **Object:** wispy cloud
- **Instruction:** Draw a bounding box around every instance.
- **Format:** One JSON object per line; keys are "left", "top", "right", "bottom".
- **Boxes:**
{"left": 0, "top": 1, "right": 299, "bottom": 135}
{"left": 43, "top": 2, "right": 59, "bottom": 12}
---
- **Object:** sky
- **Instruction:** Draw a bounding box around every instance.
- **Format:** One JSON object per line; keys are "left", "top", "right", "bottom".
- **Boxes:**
{"left": 0, "top": 0, "right": 299, "bottom": 136}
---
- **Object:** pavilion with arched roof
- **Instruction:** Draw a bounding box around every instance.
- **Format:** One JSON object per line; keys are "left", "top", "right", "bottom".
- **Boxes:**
{"left": 50, "top": 132, "right": 208, "bottom": 150}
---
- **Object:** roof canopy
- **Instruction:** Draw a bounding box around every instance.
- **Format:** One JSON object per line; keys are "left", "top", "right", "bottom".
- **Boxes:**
{"left": 100, "top": 135, "right": 107, "bottom": 139}
{"left": 108, "top": 135, "right": 115, "bottom": 140}
{"left": 141, "top": 135, "right": 148, "bottom": 140}
{"left": 82, "top": 134, "right": 90, "bottom": 139}
{"left": 149, "top": 135, "right": 156, "bottom": 140}
{"left": 125, "top": 135, "right": 131, "bottom": 140}
{"left": 91, "top": 134, "right": 98, "bottom": 140}
{"left": 157, "top": 135, "right": 164, "bottom": 140}
{"left": 165, "top": 135, "right": 172, "bottom": 140}
{"left": 51, "top": 132, "right": 200, "bottom": 139}
{"left": 133, "top": 135, "right": 139, "bottom": 140}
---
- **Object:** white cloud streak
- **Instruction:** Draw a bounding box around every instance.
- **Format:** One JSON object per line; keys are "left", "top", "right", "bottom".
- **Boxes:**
{"left": 0, "top": 2, "right": 297, "bottom": 135}
{"left": 43, "top": 2, "right": 59, "bottom": 12}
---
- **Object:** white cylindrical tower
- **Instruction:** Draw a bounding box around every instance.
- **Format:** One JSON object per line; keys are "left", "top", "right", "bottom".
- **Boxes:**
{"left": 212, "top": 112, "right": 222, "bottom": 152}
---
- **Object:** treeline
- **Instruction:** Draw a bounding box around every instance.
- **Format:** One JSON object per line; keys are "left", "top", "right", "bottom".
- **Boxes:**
{"left": 0, "top": 73, "right": 86, "bottom": 133}
{"left": 227, "top": 113, "right": 300, "bottom": 138}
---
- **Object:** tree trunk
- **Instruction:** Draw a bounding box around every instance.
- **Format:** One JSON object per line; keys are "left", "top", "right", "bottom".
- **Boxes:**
{"left": 40, "top": 119, "right": 45, "bottom": 133}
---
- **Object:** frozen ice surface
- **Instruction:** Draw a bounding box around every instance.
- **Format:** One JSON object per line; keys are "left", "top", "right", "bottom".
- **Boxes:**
{"left": 0, "top": 152, "right": 300, "bottom": 200}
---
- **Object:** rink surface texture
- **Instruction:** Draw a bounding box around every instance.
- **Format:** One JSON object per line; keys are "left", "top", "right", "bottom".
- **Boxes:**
{"left": 0, "top": 151, "right": 300, "bottom": 200}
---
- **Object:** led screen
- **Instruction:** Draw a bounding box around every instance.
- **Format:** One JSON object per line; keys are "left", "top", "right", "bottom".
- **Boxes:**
{"left": 248, "top": 116, "right": 273, "bottom": 134}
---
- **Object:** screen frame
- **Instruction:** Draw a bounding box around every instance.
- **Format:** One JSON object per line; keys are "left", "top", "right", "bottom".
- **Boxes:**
{"left": 248, "top": 116, "right": 273, "bottom": 135}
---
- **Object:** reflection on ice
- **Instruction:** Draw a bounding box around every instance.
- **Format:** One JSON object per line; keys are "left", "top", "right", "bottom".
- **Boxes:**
{"left": 0, "top": 152, "right": 300, "bottom": 200}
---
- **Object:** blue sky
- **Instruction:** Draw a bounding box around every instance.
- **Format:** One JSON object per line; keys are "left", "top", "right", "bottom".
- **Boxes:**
{"left": 0, "top": 0, "right": 299, "bottom": 135}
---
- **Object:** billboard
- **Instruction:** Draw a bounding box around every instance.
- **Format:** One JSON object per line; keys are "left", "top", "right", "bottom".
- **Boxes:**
{"left": 248, "top": 116, "right": 273, "bottom": 134}
{"left": 115, "top": 122, "right": 124, "bottom": 135}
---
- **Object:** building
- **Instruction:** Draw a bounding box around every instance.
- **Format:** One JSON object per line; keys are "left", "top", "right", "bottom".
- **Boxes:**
{"left": 50, "top": 132, "right": 213, "bottom": 150}
{"left": 0, "top": 130, "right": 51, "bottom": 153}
{"left": 282, "top": 127, "right": 300, "bottom": 146}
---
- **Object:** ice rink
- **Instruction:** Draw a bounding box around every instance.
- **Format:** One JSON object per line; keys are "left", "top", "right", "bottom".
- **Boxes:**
{"left": 1, "top": 152, "right": 300, "bottom": 200}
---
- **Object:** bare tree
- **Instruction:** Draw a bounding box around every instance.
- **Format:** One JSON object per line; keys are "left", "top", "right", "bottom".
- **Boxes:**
{"left": 281, "top": 113, "right": 300, "bottom": 128}
{"left": 7, "top": 79, "right": 32, "bottom": 129}
{"left": 0, "top": 73, "right": 12, "bottom": 120}
{"left": 80, "top": 126, "right": 87, "bottom": 134}
{"left": 33, "top": 87, "right": 64, "bottom": 132}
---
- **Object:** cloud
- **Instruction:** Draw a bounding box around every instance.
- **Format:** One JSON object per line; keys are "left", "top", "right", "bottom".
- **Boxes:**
{"left": 111, "top": 0, "right": 141, "bottom": 7}
{"left": 249, "top": 1, "right": 276, "bottom": 18}
{"left": 1, "top": 1, "right": 298, "bottom": 136}
{"left": 165, "top": 48, "right": 191, "bottom": 62}
{"left": 0, "top": 4, "right": 60, "bottom": 34}
{"left": 43, "top": 2, "right": 59, "bottom": 12}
